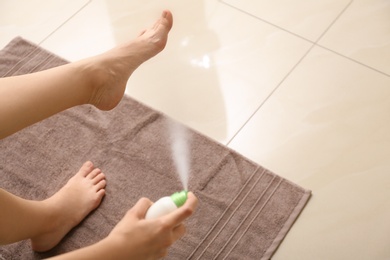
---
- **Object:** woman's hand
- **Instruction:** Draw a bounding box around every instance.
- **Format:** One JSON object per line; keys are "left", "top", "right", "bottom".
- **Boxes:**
{"left": 108, "top": 192, "right": 198, "bottom": 259}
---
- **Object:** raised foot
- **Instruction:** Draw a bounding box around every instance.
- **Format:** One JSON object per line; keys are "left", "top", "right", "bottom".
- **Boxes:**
{"left": 86, "top": 10, "right": 173, "bottom": 111}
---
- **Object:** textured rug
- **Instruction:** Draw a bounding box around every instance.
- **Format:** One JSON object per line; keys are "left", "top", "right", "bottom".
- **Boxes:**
{"left": 0, "top": 37, "right": 311, "bottom": 260}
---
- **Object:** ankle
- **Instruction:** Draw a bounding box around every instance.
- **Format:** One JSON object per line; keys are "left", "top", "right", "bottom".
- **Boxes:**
{"left": 38, "top": 199, "right": 63, "bottom": 232}
{"left": 68, "top": 59, "right": 106, "bottom": 107}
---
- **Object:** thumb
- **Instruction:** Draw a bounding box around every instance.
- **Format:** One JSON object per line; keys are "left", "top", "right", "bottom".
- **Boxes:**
{"left": 128, "top": 197, "right": 153, "bottom": 219}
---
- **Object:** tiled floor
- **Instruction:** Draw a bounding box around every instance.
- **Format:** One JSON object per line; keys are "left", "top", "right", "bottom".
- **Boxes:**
{"left": 1, "top": 0, "right": 389, "bottom": 259}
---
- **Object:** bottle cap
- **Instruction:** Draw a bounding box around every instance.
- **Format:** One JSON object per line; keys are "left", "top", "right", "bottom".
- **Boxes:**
{"left": 171, "top": 190, "right": 188, "bottom": 207}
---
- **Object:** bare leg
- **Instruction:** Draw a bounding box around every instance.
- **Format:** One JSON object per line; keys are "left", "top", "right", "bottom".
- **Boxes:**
{"left": 0, "top": 10, "right": 173, "bottom": 139}
{"left": 0, "top": 161, "right": 106, "bottom": 252}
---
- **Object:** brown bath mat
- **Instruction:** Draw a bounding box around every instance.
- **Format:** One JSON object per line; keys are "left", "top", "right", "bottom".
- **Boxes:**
{"left": 0, "top": 37, "right": 311, "bottom": 260}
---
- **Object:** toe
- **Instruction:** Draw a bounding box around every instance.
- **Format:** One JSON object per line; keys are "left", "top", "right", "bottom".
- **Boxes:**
{"left": 79, "top": 161, "right": 94, "bottom": 177}
{"left": 86, "top": 168, "right": 101, "bottom": 179}
{"left": 96, "top": 189, "right": 106, "bottom": 201}
{"left": 92, "top": 172, "right": 106, "bottom": 185}
{"left": 152, "top": 10, "right": 173, "bottom": 33}
{"left": 165, "top": 10, "right": 173, "bottom": 29}
{"left": 95, "top": 179, "right": 107, "bottom": 191}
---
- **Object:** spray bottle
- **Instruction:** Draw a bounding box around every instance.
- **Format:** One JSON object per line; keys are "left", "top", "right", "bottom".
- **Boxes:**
{"left": 145, "top": 190, "right": 188, "bottom": 219}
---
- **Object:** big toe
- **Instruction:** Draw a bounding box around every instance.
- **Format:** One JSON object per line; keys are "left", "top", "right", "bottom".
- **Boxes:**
{"left": 79, "top": 161, "right": 95, "bottom": 177}
{"left": 161, "top": 10, "right": 173, "bottom": 30}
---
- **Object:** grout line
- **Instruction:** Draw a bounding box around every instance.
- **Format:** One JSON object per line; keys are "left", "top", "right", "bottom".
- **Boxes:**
{"left": 219, "top": 0, "right": 315, "bottom": 45}
{"left": 316, "top": 44, "right": 390, "bottom": 77}
{"left": 225, "top": 43, "right": 316, "bottom": 146}
{"left": 314, "top": 0, "right": 354, "bottom": 43}
{"left": 38, "top": 0, "right": 92, "bottom": 46}
{"left": 224, "top": 0, "right": 389, "bottom": 147}
{"left": 220, "top": 0, "right": 389, "bottom": 78}
{"left": 314, "top": 0, "right": 389, "bottom": 77}
{"left": 220, "top": 0, "right": 317, "bottom": 146}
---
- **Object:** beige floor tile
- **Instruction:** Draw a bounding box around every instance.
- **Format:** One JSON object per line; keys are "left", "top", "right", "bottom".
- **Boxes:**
{"left": 0, "top": 0, "right": 90, "bottom": 49}
{"left": 229, "top": 46, "right": 390, "bottom": 259}
{"left": 319, "top": 0, "right": 390, "bottom": 75}
{"left": 222, "top": 0, "right": 351, "bottom": 42}
{"left": 41, "top": 0, "right": 311, "bottom": 144}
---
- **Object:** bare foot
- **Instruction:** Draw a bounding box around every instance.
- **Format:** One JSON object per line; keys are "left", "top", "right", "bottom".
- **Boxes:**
{"left": 30, "top": 161, "right": 106, "bottom": 252}
{"left": 83, "top": 10, "right": 173, "bottom": 110}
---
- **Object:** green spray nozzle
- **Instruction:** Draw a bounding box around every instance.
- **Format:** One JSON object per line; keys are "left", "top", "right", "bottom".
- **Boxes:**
{"left": 170, "top": 190, "right": 188, "bottom": 207}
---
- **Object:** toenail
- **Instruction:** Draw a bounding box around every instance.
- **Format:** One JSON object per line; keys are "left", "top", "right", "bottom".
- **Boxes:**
{"left": 85, "top": 161, "right": 93, "bottom": 167}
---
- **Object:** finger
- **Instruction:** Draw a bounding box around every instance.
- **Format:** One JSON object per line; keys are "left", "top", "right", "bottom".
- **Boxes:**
{"left": 172, "top": 224, "right": 186, "bottom": 241}
{"left": 187, "top": 192, "right": 199, "bottom": 209}
{"left": 162, "top": 192, "right": 198, "bottom": 226}
{"left": 157, "top": 249, "right": 168, "bottom": 259}
{"left": 128, "top": 197, "right": 153, "bottom": 219}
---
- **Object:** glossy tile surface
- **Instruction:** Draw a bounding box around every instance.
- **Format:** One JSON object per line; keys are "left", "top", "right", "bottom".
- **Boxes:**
{"left": 40, "top": 0, "right": 311, "bottom": 143}
{"left": 222, "top": 0, "right": 352, "bottom": 41}
{"left": 0, "top": 0, "right": 90, "bottom": 49}
{"left": 229, "top": 46, "right": 390, "bottom": 259}
{"left": 1, "top": 0, "right": 390, "bottom": 259}
{"left": 319, "top": 0, "right": 390, "bottom": 75}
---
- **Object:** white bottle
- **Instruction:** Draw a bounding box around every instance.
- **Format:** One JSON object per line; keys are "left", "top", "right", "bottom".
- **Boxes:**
{"left": 145, "top": 190, "right": 188, "bottom": 219}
